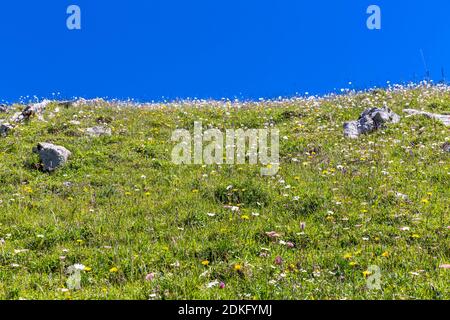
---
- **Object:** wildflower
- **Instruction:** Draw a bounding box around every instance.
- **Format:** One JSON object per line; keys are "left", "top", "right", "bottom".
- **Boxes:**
{"left": 363, "top": 270, "right": 372, "bottom": 278}
{"left": 219, "top": 282, "right": 226, "bottom": 289}
{"left": 0, "top": 238, "right": 5, "bottom": 246}
{"left": 382, "top": 251, "right": 389, "bottom": 258}
{"left": 300, "top": 222, "right": 306, "bottom": 231}
{"left": 109, "top": 267, "right": 119, "bottom": 273}
{"left": 144, "top": 192, "right": 151, "bottom": 196}
{"left": 23, "top": 186, "right": 33, "bottom": 194}
{"left": 191, "top": 189, "right": 199, "bottom": 193}
{"left": 125, "top": 192, "right": 132, "bottom": 196}
{"left": 224, "top": 205, "right": 240, "bottom": 212}
{"left": 207, "top": 212, "right": 216, "bottom": 217}
{"left": 265, "top": 231, "right": 281, "bottom": 239}
{"left": 439, "top": 264, "right": 450, "bottom": 269}
{"left": 241, "top": 215, "right": 250, "bottom": 220}
{"left": 411, "top": 234, "right": 420, "bottom": 239}
{"left": 234, "top": 264, "right": 242, "bottom": 271}
{"left": 286, "top": 242, "right": 295, "bottom": 249}
{"left": 274, "top": 256, "right": 283, "bottom": 265}
{"left": 421, "top": 199, "right": 429, "bottom": 204}
{"left": 145, "top": 272, "right": 155, "bottom": 281}
{"left": 207, "top": 280, "right": 219, "bottom": 288}
{"left": 349, "top": 261, "right": 358, "bottom": 267}
{"left": 84, "top": 266, "right": 92, "bottom": 272}
{"left": 76, "top": 239, "right": 84, "bottom": 244}
{"left": 201, "top": 260, "right": 210, "bottom": 266}
{"left": 343, "top": 253, "right": 352, "bottom": 260}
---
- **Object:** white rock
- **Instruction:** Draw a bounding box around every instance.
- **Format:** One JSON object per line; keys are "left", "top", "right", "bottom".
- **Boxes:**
{"left": 403, "top": 109, "right": 450, "bottom": 126}
{"left": 344, "top": 106, "right": 400, "bottom": 138}
{"left": 33, "top": 143, "right": 71, "bottom": 171}
{"left": 85, "top": 126, "right": 112, "bottom": 137}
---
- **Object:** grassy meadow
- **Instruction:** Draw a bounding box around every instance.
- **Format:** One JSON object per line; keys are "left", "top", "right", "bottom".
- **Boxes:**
{"left": 0, "top": 84, "right": 449, "bottom": 300}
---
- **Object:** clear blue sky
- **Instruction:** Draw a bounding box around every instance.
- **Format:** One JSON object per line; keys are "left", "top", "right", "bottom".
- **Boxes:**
{"left": 0, "top": 0, "right": 449, "bottom": 102}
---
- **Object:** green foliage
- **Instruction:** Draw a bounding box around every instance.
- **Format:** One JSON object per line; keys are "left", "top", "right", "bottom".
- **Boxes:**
{"left": 0, "top": 86, "right": 449, "bottom": 300}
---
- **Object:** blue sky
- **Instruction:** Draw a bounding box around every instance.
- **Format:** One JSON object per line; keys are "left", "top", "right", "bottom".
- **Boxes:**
{"left": 0, "top": 0, "right": 449, "bottom": 102}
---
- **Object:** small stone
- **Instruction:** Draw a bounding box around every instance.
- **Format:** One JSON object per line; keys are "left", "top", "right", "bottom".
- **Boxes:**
{"left": 0, "top": 123, "right": 13, "bottom": 137}
{"left": 85, "top": 126, "right": 112, "bottom": 137}
{"left": 443, "top": 142, "right": 450, "bottom": 153}
{"left": 33, "top": 143, "right": 71, "bottom": 172}
{"left": 404, "top": 109, "right": 450, "bottom": 126}
{"left": 344, "top": 106, "right": 400, "bottom": 138}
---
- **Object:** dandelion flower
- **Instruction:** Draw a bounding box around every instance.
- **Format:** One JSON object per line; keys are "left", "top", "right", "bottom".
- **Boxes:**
{"left": 109, "top": 267, "right": 119, "bottom": 273}
{"left": 201, "top": 260, "right": 210, "bottom": 266}
{"left": 363, "top": 270, "right": 372, "bottom": 278}
{"left": 234, "top": 264, "right": 242, "bottom": 271}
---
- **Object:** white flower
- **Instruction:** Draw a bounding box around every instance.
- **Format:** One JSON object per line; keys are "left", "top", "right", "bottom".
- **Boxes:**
{"left": 207, "top": 213, "right": 216, "bottom": 217}
{"left": 206, "top": 280, "right": 219, "bottom": 288}
{"left": 73, "top": 264, "right": 85, "bottom": 271}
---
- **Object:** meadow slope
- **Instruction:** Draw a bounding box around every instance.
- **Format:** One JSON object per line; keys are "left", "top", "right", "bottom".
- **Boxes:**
{"left": 0, "top": 84, "right": 449, "bottom": 300}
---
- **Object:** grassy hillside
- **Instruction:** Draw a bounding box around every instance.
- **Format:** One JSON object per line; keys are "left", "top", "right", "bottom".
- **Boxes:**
{"left": 0, "top": 84, "right": 449, "bottom": 300}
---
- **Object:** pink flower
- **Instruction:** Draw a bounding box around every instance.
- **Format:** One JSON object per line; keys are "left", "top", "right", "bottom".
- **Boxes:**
{"left": 439, "top": 264, "right": 450, "bottom": 269}
{"left": 275, "top": 256, "right": 283, "bottom": 265}
{"left": 266, "top": 231, "right": 281, "bottom": 239}
{"left": 300, "top": 222, "right": 306, "bottom": 231}
{"left": 219, "top": 282, "right": 226, "bottom": 289}
{"left": 286, "top": 242, "right": 295, "bottom": 249}
{"left": 145, "top": 272, "right": 155, "bottom": 281}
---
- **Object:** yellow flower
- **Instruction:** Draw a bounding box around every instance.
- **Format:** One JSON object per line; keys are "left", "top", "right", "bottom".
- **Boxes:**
{"left": 201, "top": 260, "right": 209, "bottom": 266}
{"left": 349, "top": 261, "right": 358, "bottom": 267}
{"left": 76, "top": 239, "right": 84, "bottom": 244}
{"left": 363, "top": 270, "right": 372, "bottom": 278}
{"left": 382, "top": 251, "right": 389, "bottom": 258}
{"left": 125, "top": 192, "right": 132, "bottom": 196}
{"left": 343, "top": 253, "right": 352, "bottom": 260}
{"left": 234, "top": 264, "right": 242, "bottom": 271}
{"left": 192, "top": 189, "right": 199, "bottom": 193}
{"left": 109, "top": 267, "right": 119, "bottom": 273}
{"left": 412, "top": 234, "right": 420, "bottom": 239}
{"left": 241, "top": 215, "right": 250, "bottom": 220}
{"left": 84, "top": 266, "right": 92, "bottom": 272}
{"left": 144, "top": 192, "right": 151, "bottom": 196}
{"left": 22, "top": 186, "right": 33, "bottom": 194}
{"left": 421, "top": 199, "right": 429, "bottom": 204}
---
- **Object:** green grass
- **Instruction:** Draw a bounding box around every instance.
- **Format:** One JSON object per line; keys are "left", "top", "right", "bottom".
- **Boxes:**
{"left": 0, "top": 85, "right": 449, "bottom": 300}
